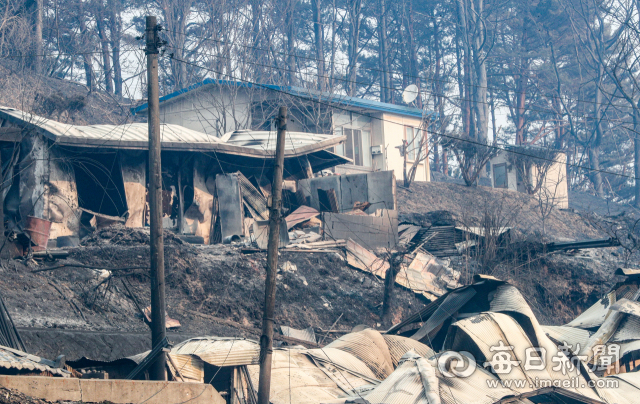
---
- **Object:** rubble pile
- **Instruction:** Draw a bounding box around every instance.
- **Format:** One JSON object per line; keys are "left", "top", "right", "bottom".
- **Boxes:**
{"left": 80, "top": 225, "right": 183, "bottom": 246}
{"left": 59, "top": 272, "right": 640, "bottom": 404}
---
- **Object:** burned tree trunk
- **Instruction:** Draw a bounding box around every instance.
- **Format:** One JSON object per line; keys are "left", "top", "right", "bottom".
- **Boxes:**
{"left": 311, "top": 0, "right": 325, "bottom": 91}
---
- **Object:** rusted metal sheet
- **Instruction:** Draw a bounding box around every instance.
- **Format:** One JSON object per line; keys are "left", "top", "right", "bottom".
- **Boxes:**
{"left": 47, "top": 148, "right": 80, "bottom": 240}
{"left": 183, "top": 157, "right": 214, "bottom": 244}
{"left": 121, "top": 157, "right": 146, "bottom": 228}
{"left": 167, "top": 353, "right": 204, "bottom": 382}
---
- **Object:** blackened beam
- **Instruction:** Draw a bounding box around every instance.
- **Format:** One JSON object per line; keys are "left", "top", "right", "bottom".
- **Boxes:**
{"left": 545, "top": 237, "right": 620, "bottom": 252}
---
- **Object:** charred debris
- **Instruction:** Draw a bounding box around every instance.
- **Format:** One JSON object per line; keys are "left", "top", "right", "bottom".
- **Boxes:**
{"left": 0, "top": 107, "right": 636, "bottom": 403}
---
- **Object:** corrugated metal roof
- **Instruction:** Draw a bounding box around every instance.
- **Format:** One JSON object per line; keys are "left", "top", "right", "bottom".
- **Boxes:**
{"left": 171, "top": 337, "right": 261, "bottom": 367}
{"left": 325, "top": 329, "right": 394, "bottom": 380}
{"left": 542, "top": 325, "right": 591, "bottom": 348}
{"left": 0, "top": 345, "right": 71, "bottom": 377}
{"left": 566, "top": 291, "right": 616, "bottom": 329}
{"left": 221, "top": 130, "right": 335, "bottom": 151}
{"left": 382, "top": 335, "right": 435, "bottom": 367}
{"left": 0, "top": 106, "right": 346, "bottom": 158}
{"left": 304, "top": 347, "right": 378, "bottom": 381}
{"left": 131, "top": 79, "right": 429, "bottom": 119}
{"left": 361, "top": 355, "right": 427, "bottom": 404}
{"left": 613, "top": 314, "right": 640, "bottom": 342}
{"left": 280, "top": 326, "right": 317, "bottom": 344}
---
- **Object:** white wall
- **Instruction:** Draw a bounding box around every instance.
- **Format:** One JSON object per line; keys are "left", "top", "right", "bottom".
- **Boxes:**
{"left": 158, "top": 86, "right": 252, "bottom": 136}
{"left": 489, "top": 151, "right": 569, "bottom": 209}
{"left": 381, "top": 113, "right": 429, "bottom": 182}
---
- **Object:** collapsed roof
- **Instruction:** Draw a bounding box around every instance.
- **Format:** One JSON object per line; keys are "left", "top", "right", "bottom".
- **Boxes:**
{"left": 69, "top": 272, "right": 640, "bottom": 404}
{"left": 0, "top": 106, "right": 349, "bottom": 177}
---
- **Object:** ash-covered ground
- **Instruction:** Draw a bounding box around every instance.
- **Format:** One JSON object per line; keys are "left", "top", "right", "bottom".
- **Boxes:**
{"left": 5, "top": 230, "right": 425, "bottom": 361}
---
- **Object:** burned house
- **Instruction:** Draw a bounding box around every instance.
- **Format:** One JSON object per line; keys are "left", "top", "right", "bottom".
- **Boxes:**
{"left": 132, "top": 79, "right": 432, "bottom": 182}
{"left": 0, "top": 106, "right": 348, "bottom": 247}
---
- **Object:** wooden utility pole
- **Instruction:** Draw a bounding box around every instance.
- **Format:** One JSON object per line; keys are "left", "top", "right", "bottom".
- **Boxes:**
{"left": 145, "top": 15, "right": 166, "bottom": 381}
{"left": 257, "top": 107, "right": 287, "bottom": 404}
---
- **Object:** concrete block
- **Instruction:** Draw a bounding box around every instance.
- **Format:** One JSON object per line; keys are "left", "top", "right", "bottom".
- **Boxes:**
{"left": 366, "top": 171, "right": 395, "bottom": 212}
{"left": 340, "top": 173, "right": 368, "bottom": 212}
{"left": 323, "top": 209, "right": 398, "bottom": 249}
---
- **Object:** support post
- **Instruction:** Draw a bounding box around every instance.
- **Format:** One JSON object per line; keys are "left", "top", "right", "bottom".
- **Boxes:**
{"left": 145, "top": 15, "right": 166, "bottom": 381}
{"left": 257, "top": 107, "right": 287, "bottom": 404}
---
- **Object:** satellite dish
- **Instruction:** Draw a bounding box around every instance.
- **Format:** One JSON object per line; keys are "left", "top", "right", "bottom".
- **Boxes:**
{"left": 402, "top": 84, "right": 419, "bottom": 104}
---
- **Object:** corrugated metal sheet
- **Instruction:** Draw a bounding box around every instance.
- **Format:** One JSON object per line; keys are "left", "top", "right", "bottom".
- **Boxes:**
{"left": 411, "top": 287, "right": 476, "bottom": 342}
{"left": 542, "top": 325, "right": 591, "bottom": 348}
{"left": 245, "top": 349, "right": 373, "bottom": 404}
{"left": 0, "top": 107, "right": 346, "bottom": 157}
{"left": 325, "top": 329, "right": 394, "bottom": 380}
{"left": 613, "top": 314, "right": 640, "bottom": 342}
{"left": 489, "top": 284, "right": 538, "bottom": 324}
{"left": 408, "top": 226, "right": 458, "bottom": 257}
{"left": 171, "top": 337, "right": 260, "bottom": 367}
{"left": 382, "top": 335, "right": 435, "bottom": 367}
{"left": 168, "top": 353, "right": 204, "bottom": 382}
{"left": 0, "top": 345, "right": 71, "bottom": 377}
{"left": 221, "top": 130, "right": 335, "bottom": 150}
{"left": 449, "top": 312, "right": 601, "bottom": 401}
{"left": 281, "top": 326, "right": 317, "bottom": 344}
{"left": 566, "top": 291, "right": 616, "bottom": 329}
{"left": 361, "top": 356, "right": 427, "bottom": 404}
{"left": 304, "top": 347, "right": 378, "bottom": 381}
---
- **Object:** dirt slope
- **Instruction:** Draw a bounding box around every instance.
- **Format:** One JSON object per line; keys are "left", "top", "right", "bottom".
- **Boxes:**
{"left": 398, "top": 180, "right": 615, "bottom": 240}
{"left": 0, "top": 59, "right": 135, "bottom": 125}
{"left": 3, "top": 239, "right": 426, "bottom": 361}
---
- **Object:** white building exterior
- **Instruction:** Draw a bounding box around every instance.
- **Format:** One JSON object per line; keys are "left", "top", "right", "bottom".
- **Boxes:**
{"left": 134, "top": 80, "right": 431, "bottom": 182}
{"left": 489, "top": 147, "right": 569, "bottom": 209}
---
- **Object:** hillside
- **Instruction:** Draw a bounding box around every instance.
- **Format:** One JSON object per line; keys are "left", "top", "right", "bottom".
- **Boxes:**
{"left": 0, "top": 59, "right": 135, "bottom": 125}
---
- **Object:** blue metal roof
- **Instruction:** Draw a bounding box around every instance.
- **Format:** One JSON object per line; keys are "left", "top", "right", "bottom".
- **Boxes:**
{"left": 131, "top": 79, "right": 428, "bottom": 118}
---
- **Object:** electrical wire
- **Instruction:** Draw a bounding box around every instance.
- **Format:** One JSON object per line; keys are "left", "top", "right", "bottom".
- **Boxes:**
{"left": 165, "top": 53, "right": 640, "bottom": 182}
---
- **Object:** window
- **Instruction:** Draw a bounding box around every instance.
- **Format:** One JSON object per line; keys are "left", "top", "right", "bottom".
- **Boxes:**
{"left": 336, "top": 128, "right": 370, "bottom": 167}
{"left": 405, "top": 127, "right": 421, "bottom": 161}
{"left": 494, "top": 163, "right": 508, "bottom": 188}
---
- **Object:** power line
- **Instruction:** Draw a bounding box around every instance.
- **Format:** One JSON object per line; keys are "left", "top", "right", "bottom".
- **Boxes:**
{"left": 161, "top": 43, "right": 640, "bottom": 139}
{"left": 166, "top": 54, "right": 640, "bottom": 182}
{"left": 163, "top": 28, "right": 640, "bottom": 113}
